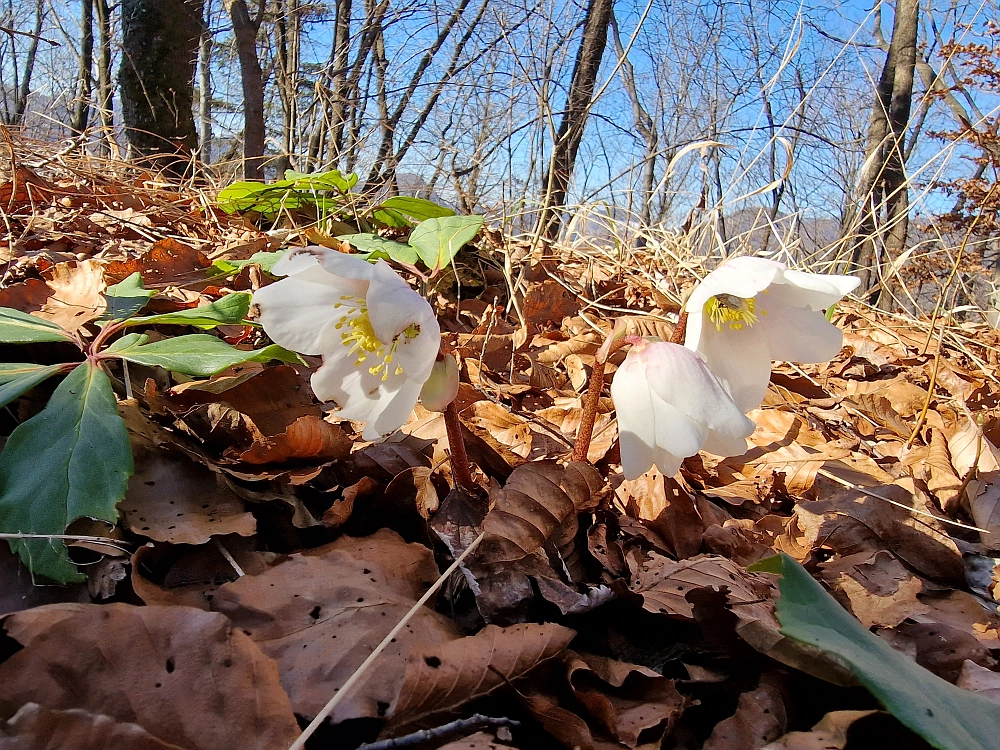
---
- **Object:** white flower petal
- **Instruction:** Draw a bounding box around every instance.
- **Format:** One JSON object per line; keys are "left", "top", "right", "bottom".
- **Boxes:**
{"left": 618, "top": 430, "right": 659, "bottom": 480}
{"left": 757, "top": 290, "right": 845, "bottom": 363}
{"left": 315, "top": 248, "right": 379, "bottom": 282}
{"left": 701, "top": 430, "right": 749, "bottom": 458}
{"left": 365, "top": 377, "right": 424, "bottom": 440}
{"left": 685, "top": 256, "right": 783, "bottom": 313}
{"left": 774, "top": 269, "right": 860, "bottom": 310}
{"left": 694, "top": 321, "right": 774, "bottom": 413}
{"left": 311, "top": 353, "right": 381, "bottom": 422}
{"left": 365, "top": 261, "right": 431, "bottom": 342}
{"left": 253, "top": 270, "right": 359, "bottom": 355}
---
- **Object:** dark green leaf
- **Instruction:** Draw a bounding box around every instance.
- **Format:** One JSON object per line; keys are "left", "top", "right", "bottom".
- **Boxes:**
{"left": 0, "top": 362, "right": 133, "bottom": 583}
{"left": 752, "top": 553, "right": 1000, "bottom": 750}
{"left": 380, "top": 196, "right": 456, "bottom": 221}
{"left": 0, "top": 308, "right": 73, "bottom": 343}
{"left": 110, "top": 333, "right": 284, "bottom": 376}
{"left": 210, "top": 251, "right": 288, "bottom": 276}
{"left": 338, "top": 233, "right": 420, "bottom": 265}
{"left": 0, "top": 363, "right": 67, "bottom": 409}
{"left": 125, "top": 293, "right": 251, "bottom": 329}
{"left": 407, "top": 215, "right": 483, "bottom": 272}
{"left": 101, "top": 272, "right": 154, "bottom": 322}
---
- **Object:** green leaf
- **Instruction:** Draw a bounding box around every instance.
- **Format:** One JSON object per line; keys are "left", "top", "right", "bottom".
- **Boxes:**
{"left": 407, "top": 215, "right": 484, "bottom": 272}
{"left": 0, "top": 362, "right": 133, "bottom": 583}
{"left": 110, "top": 333, "right": 284, "bottom": 376}
{"left": 0, "top": 308, "right": 73, "bottom": 343}
{"left": 282, "top": 168, "right": 357, "bottom": 193}
{"left": 0, "top": 363, "right": 67, "bottom": 409}
{"left": 380, "top": 196, "right": 456, "bottom": 221}
{"left": 338, "top": 233, "right": 420, "bottom": 265}
{"left": 125, "top": 293, "right": 251, "bottom": 329}
{"left": 101, "top": 272, "right": 154, "bottom": 322}
{"left": 756, "top": 553, "right": 1000, "bottom": 750}
{"left": 210, "top": 251, "right": 288, "bottom": 276}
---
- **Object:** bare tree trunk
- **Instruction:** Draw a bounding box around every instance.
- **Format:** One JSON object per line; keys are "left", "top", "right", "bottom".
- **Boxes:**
{"left": 8, "top": 0, "right": 46, "bottom": 126}
{"left": 272, "top": 0, "right": 301, "bottom": 176}
{"left": 225, "top": 0, "right": 265, "bottom": 180}
{"left": 846, "top": 0, "right": 919, "bottom": 299}
{"left": 198, "top": 19, "right": 213, "bottom": 163}
{"left": 93, "top": 0, "right": 114, "bottom": 153}
{"left": 70, "top": 0, "right": 95, "bottom": 137}
{"left": 537, "top": 0, "right": 614, "bottom": 240}
{"left": 119, "top": 0, "right": 205, "bottom": 175}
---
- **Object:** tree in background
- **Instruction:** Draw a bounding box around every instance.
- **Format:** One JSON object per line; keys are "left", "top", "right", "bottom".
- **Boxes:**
{"left": 119, "top": 0, "right": 204, "bottom": 174}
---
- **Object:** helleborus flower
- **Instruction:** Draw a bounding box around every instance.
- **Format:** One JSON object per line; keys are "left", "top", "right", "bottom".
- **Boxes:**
{"left": 611, "top": 339, "right": 755, "bottom": 480}
{"left": 253, "top": 246, "right": 440, "bottom": 440}
{"left": 419, "top": 353, "right": 460, "bottom": 412}
{"left": 684, "top": 256, "right": 860, "bottom": 413}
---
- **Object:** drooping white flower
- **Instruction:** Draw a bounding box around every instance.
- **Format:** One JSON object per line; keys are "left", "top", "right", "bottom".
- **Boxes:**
{"left": 611, "top": 339, "right": 755, "bottom": 480}
{"left": 419, "top": 353, "right": 460, "bottom": 412}
{"left": 253, "top": 247, "right": 440, "bottom": 440}
{"left": 684, "top": 256, "right": 859, "bottom": 413}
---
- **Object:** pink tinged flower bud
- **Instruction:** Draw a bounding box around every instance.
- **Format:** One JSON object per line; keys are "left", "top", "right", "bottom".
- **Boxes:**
{"left": 684, "top": 256, "right": 860, "bottom": 413}
{"left": 420, "top": 353, "right": 460, "bottom": 412}
{"left": 611, "top": 340, "right": 755, "bottom": 481}
{"left": 252, "top": 246, "right": 440, "bottom": 440}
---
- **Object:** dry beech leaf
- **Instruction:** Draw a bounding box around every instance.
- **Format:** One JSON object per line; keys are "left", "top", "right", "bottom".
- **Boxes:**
{"left": 210, "top": 529, "right": 459, "bottom": 723}
{"left": 104, "top": 237, "right": 210, "bottom": 286}
{"left": 389, "top": 623, "right": 576, "bottom": 728}
{"left": 845, "top": 392, "right": 911, "bottom": 438}
{"left": 793, "top": 481, "right": 965, "bottom": 584}
{"left": 536, "top": 402, "right": 617, "bottom": 463}
{"left": 0, "top": 277, "right": 52, "bottom": 314}
{"left": 966, "top": 471, "right": 1000, "bottom": 548}
{"left": 383, "top": 466, "right": 439, "bottom": 520}
{"left": 617, "top": 470, "right": 704, "bottom": 559}
{"left": 628, "top": 551, "right": 773, "bottom": 621}
{"left": 238, "top": 415, "right": 352, "bottom": 463}
{"left": 0, "top": 703, "right": 187, "bottom": 750}
{"left": 818, "top": 551, "right": 927, "bottom": 629}
{"left": 480, "top": 460, "right": 604, "bottom": 563}
{"left": 957, "top": 660, "right": 1000, "bottom": 705}
{"left": 949, "top": 418, "right": 1000, "bottom": 476}
{"left": 0, "top": 604, "right": 300, "bottom": 750}
{"left": 322, "top": 476, "right": 380, "bottom": 528}
{"left": 119, "top": 447, "right": 256, "bottom": 544}
{"left": 464, "top": 401, "right": 538, "bottom": 459}
{"left": 703, "top": 679, "right": 786, "bottom": 750}
{"left": 926, "top": 428, "right": 963, "bottom": 513}
{"left": 563, "top": 651, "right": 687, "bottom": 748}
{"left": 37, "top": 259, "right": 107, "bottom": 333}
{"left": 761, "top": 710, "right": 879, "bottom": 750}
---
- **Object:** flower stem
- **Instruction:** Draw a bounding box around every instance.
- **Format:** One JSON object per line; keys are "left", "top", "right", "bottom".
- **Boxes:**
{"left": 443, "top": 399, "right": 478, "bottom": 493}
{"left": 571, "top": 318, "right": 633, "bottom": 464}
{"left": 669, "top": 310, "right": 688, "bottom": 344}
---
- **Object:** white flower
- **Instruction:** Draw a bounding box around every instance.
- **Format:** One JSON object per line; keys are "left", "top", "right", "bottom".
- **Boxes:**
{"left": 684, "top": 256, "right": 859, "bottom": 413}
{"left": 419, "top": 353, "right": 460, "bottom": 412}
{"left": 253, "top": 247, "right": 440, "bottom": 440}
{"left": 611, "top": 340, "right": 755, "bottom": 480}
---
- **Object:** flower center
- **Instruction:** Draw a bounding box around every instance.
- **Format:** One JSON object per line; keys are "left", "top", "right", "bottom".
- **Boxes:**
{"left": 334, "top": 295, "right": 420, "bottom": 382}
{"left": 705, "top": 294, "right": 758, "bottom": 331}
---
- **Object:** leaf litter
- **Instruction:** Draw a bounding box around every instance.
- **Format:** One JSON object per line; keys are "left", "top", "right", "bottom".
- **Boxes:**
{"left": 3, "top": 137, "right": 1000, "bottom": 749}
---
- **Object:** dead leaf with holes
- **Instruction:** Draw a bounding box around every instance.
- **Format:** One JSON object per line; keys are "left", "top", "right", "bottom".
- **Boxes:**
{"left": 703, "top": 678, "right": 786, "bottom": 750}
{"left": 818, "top": 550, "right": 927, "bottom": 628}
{"left": 0, "top": 603, "right": 300, "bottom": 750}
{"left": 119, "top": 447, "right": 256, "bottom": 544}
{"left": 437, "top": 732, "right": 517, "bottom": 750}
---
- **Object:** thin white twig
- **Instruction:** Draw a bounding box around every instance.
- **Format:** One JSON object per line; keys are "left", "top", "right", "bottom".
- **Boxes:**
{"left": 214, "top": 539, "right": 245, "bottom": 577}
{"left": 288, "top": 531, "right": 487, "bottom": 750}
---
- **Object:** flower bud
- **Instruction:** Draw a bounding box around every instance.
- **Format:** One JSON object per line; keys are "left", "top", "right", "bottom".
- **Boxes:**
{"left": 419, "top": 353, "right": 460, "bottom": 411}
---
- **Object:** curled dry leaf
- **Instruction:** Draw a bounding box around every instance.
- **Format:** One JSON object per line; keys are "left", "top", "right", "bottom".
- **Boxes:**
{"left": 522, "top": 651, "right": 687, "bottom": 750}
{"left": 926, "top": 428, "right": 963, "bottom": 514}
{"left": 957, "top": 660, "right": 1000, "bottom": 705}
{"left": 479, "top": 460, "right": 604, "bottom": 563}
{"left": 0, "top": 603, "right": 300, "bottom": 750}
{"left": 0, "top": 703, "right": 187, "bottom": 750}
{"left": 238, "top": 415, "right": 353, "bottom": 463}
{"left": 536, "top": 401, "right": 617, "bottom": 463}
{"left": 761, "top": 710, "right": 879, "bottom": 750}
{"left": 617, "top": 469, "right": 706, "bottom": 560}
{"left": 389, "top": 623, "right": 576, "bottom": 728}
{"left": 703, "top": 679, "right": 787, "bottom": 750}
{"left": 818, "top": 551, "right": 927, "bottom": 629}
{"left": 37, "top": 259, "right": 107, "bottom": 333}
{"left": 120, "top": 447, "right": 256, "bottom": 544}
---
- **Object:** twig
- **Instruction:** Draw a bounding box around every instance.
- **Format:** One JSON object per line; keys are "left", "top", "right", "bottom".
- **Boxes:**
{"left": 355, "top": 714, "right": 520, "bottom": 750}
{"left": 288, "top": 531, "right": 487, "bottom": 750}
{"left": 214, "top": 539, "right": 245, "bottom": 577}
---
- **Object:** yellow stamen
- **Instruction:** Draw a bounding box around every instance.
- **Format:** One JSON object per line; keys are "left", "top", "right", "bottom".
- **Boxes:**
{"left": 705, "top": 294, "right": 758, "bottom": 332}
{"left": 334, "top": 298, "right": 414, "bottom": 382}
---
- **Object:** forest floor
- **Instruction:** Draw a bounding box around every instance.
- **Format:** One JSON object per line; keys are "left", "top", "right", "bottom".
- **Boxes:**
{"left": 1, "top": 135, "right": 1000, "bottom": 750}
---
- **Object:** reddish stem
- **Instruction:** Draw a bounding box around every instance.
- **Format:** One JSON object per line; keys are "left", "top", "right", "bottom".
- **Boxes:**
{"left": 443, "top": 399, "right": 478, "bottom": 493}
{"left": 571, "top": 326, "right": 635, "bottom": 463}
{"left": 670, "top": 310, "right": 688, "bottom": 344}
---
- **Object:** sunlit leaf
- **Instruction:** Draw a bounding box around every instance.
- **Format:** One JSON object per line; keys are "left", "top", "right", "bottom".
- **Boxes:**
{"left": 751, "top": 553, "right": 1000, "bottom": 750}
{"left": 210, "top": 251, "right": 288, "bottom": 276}
{"left": 108, "top": 333, "right": 289, "bottom": 376}
{"left": 0, "top": 363, "right": 68, "bottom": 409}
{"left": 407, "top": 215, "right": 483, "bottom": 272}
{"left": 380, "top": 196, "right": 456, "bottom": 221}
{"left": 125, "top": 293, "right": 251, "bottom": 329}
{"left": 0, "top": 307, "right": 73, "bottom": 343}
{"left": 0, "top": 362, "right": 133, "bottom": 583}
{"left": 338, "top": 233, "right": 420, "bottom": 265}
{"left": 101, "top": 272, "right": 154, "bottom": 321}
